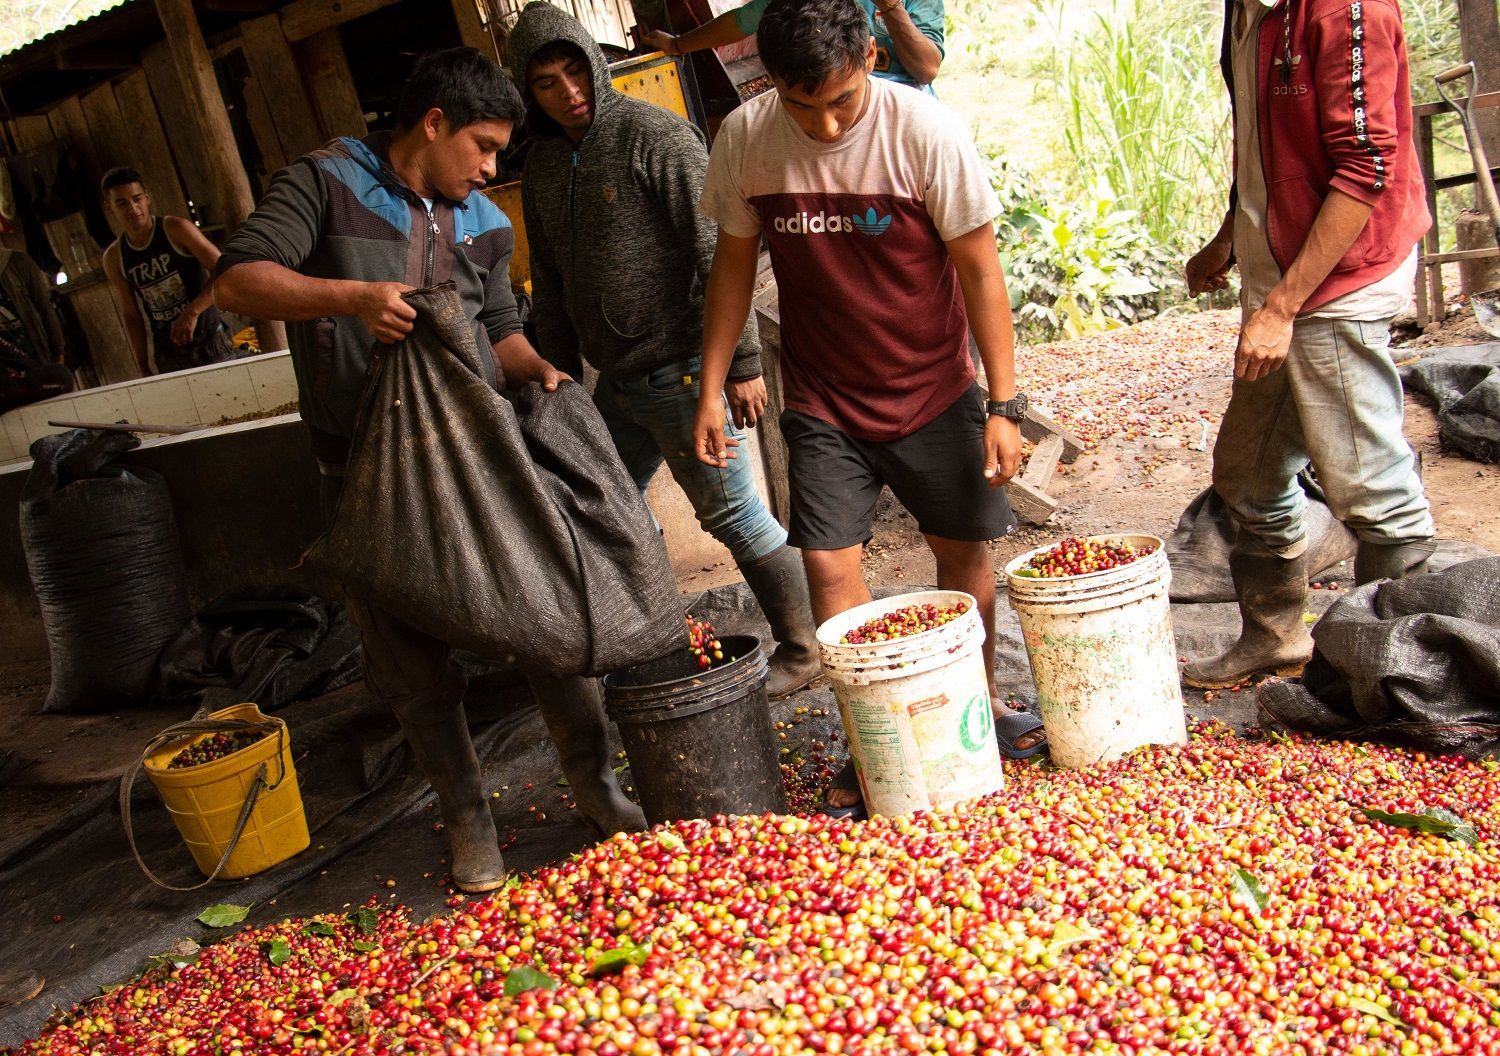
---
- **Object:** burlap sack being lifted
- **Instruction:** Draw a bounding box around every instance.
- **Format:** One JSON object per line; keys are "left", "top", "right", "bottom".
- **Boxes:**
{"left": 306, "top": 283, "right": 685, "bottom": 678}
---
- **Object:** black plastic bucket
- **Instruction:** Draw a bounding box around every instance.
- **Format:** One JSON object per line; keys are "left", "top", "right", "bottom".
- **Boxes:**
{"left": 603, "top": 635, "right": 788, "bottom": 825}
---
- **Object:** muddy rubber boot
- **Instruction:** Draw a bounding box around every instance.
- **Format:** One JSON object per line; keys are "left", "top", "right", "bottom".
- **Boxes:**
{"left": 530, "top": 673, "right": 647, "bottom": 836}
{"left": 389, "top": 666, "right": 505, "bottom": 894}
{"left": 740, "top": 545, "right": 822, "bottom": 699}
{"left": 1182, "top": 541, "right": 1314, "bottom": 690}
{"left": 1354, "top": 538, "right": 1437, "bottom": 585}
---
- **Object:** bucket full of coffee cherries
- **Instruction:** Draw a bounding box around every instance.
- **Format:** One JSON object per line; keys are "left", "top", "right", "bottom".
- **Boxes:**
{"left": 1003, "top": 534, "right": 1186, "bottom": 768}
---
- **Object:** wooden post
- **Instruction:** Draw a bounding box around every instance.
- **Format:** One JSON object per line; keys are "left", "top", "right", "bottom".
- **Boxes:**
{"left": 112, "top": 70, "right": 192, "bottom": 220}
{"left": 154, "top": 0, "right": 255, "bottom": 232}
{"left": 239, "top": 14, "right": 323, "bottom": 159}
{"left": 295, "top": 29, "right": 369, "bottom": 140}
{"left": 451, "top": 0, "right": 498, "bottom": 59}
{"left": 1459, "top": 0, "right": 1500, "bottom": 184}
{"left": 154, "top": 0, "right": 287, "bottom": 353}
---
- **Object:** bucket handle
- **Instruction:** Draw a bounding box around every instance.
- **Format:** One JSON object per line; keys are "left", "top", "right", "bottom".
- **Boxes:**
{"left": 119, "top": 716, "right": 288, "bottom": 892}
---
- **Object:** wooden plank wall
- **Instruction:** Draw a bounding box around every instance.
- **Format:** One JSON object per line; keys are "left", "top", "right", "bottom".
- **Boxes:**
{"left": 493, "top": 0, "right": 633, "bottom": 49}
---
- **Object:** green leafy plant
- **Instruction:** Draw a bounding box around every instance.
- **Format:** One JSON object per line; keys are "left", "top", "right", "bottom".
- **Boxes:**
{"left": 988, "top": 154, "right": 1174, "bottom": 339}
{"left": 1033, "top": 0, "right": 1230, "bottom": 255}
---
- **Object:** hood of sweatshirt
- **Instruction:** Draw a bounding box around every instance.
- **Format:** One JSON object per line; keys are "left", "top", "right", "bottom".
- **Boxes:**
{"left": 506, "top": 2, "right": 621, "bottom": 142}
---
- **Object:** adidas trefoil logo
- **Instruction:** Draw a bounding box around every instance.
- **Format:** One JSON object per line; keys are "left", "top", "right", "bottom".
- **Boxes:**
{"left": 852, "top": 206, "right": 893, "bottom": 236}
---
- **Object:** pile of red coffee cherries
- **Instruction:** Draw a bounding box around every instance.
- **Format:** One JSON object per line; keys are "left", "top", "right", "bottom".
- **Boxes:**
{"left": 24, "top": 725, "right": 1500, "bottom": 1056}
{"left": 685, "top": 615, "right": 726, "bottom": 671}
{"left": 839, "top": 600, "right": 971, "bottom": 645}
{"left": 1016, "top": 535, "right": 1156, "bottom": 578}
{"left": 165, "top": 731, "right": 265, "bottom": 770}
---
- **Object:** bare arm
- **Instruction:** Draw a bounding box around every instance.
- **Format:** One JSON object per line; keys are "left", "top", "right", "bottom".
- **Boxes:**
{"left": 216, "top": 260, "right": 417, "bottom": 343}
{"left": 1186, "top": 207, "right": 1235, "bottom": 296}
{"left": 165, "top": 216, "right": 222, "bottom": 345}
{"left": 102, "top": 243, "right": 150, "bottom": 375}
{"left": 947, "top": 221, "right": 1022, "bottom": 486}
{"left": 692, "top": 229, "right": 761, "bottom": 466}
{"left": 490, "top": 331, "right": 571, "bottom": 391}
{"left": 1237, "top": 189, "right": 1373, "bottom": 381}
{"left": 875, "top": 0, "right": 942, "bottom": 86}
{"left": 643, "top": 9, "right": 751, "bottom": 56}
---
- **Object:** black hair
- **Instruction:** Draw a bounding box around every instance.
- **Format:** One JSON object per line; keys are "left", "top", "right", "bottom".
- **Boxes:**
{"left": 395, "top": 46, "right": 526, "bottom": 132}
{"left": 756, "top": 0, "right": 872, "bottom": 94}
{"left": 100, "top": 166, "right": 143, "bottom": 196}
{"left": 525, "top": 39, "right": 588, "bottom": 80}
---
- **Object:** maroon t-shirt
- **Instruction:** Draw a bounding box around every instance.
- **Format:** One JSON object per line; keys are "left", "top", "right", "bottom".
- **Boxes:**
{"left": 702, "top": 80, "right": 1001, "bottom": 442}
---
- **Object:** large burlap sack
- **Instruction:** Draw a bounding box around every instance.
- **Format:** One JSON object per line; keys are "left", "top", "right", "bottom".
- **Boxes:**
{"left": 305, "top": 283, "right": 684, "bottom": 678}
{"left": 21, "top": 429, "right": 190, "bottom": 712}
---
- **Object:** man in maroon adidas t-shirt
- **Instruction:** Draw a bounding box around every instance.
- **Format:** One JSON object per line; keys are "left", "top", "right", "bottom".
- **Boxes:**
{"left": 691, "top": 0, "right": 1044, "bottom": 813}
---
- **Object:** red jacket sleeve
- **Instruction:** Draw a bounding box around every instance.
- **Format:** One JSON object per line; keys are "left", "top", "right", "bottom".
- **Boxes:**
{"left": 1308, "top": 0, "right": 1406, "bottom": 205}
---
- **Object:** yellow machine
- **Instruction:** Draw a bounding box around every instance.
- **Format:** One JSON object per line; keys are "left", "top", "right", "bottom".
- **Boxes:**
{"left": 487, "top": 52, "right": 691, "bottom": 293}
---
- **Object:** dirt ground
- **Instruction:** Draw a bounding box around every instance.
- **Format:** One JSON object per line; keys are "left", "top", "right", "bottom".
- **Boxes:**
{"left": 851, "top": 307, "right": 1500, "bottom": 590}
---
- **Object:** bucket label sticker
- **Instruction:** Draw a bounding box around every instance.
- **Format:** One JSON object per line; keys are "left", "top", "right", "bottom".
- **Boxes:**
{"left": 906, "top": 693, "right": 949, "bottom": 717}
{"left": 958, "top": 692, "right": 993, "bottom": 754}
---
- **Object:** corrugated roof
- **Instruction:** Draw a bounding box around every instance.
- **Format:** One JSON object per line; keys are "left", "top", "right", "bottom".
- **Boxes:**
{"left": 0, "top": 0, "right": 139, "bottom": 63}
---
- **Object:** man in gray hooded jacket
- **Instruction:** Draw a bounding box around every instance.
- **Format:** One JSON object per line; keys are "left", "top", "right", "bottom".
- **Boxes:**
{"left": 508, "top": 1, "right": 820, "bottom": 698}
{"left": 217, "top": 47, "right": 644, "bottom": 894}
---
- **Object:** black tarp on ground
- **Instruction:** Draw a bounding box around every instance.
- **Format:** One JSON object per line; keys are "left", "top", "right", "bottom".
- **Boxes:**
{"left": 1260, "top": 555, "right": 1500, "bottom": 756}
{"left": 1401, "top": 343, "right": 1500, "bottom": 464}
{"left": 7, "top": 557, "right": 1494, "bottom": 1045}
{"left": 155, "top": 587, "right": 363, "bottom": 714}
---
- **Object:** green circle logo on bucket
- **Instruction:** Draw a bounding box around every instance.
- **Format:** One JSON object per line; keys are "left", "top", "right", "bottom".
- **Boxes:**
{"left": 959, "top": 692, "right": 993, "bottom": 753}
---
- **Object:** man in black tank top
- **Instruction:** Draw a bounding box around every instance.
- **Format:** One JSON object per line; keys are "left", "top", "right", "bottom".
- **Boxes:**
{"left": 100, "top": 167, "right": 238, "bottom": 376}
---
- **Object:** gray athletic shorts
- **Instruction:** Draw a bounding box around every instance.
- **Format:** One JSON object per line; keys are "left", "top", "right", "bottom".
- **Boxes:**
{"left": 781, "top": 382, "right": 1018, "bottom": 550}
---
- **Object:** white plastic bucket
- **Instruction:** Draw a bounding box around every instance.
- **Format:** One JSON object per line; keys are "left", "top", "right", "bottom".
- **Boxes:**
{"left": 816, "top": 590, "right": 1005, "bottom": 817}
{"left": 1003, "top": 534, "right": 1186, "bottom": 768}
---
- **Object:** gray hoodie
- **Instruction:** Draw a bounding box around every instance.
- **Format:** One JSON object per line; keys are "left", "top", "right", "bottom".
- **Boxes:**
{"left": 507, "top": 2, "right": 760, "bottom": 381}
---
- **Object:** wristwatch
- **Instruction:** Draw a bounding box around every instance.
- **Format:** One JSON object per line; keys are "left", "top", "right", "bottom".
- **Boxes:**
{"left": 986, "top": 394, "right": 1029, "bottom": 422}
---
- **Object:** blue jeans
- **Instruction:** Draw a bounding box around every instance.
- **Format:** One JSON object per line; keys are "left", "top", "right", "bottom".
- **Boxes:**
{"left": 593, "top": 358, "right": 787, "bottom": 565}
{"left": 1212, "top": 315, "right": 1434, "bottom": 554}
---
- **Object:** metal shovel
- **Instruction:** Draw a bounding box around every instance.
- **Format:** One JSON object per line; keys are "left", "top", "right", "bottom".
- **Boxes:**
{"left": 1435, "top": 62, "right": 1500, "bottom": 335}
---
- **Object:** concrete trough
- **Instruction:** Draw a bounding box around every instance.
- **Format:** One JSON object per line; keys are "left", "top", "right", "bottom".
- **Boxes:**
{"left": 0, "top": 353, "right": 768, "bottom": 664}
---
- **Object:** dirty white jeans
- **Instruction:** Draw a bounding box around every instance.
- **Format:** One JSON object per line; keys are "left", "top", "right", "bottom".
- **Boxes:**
{"left": 1211, "top": 315, "right": 1434, "bottom": 555}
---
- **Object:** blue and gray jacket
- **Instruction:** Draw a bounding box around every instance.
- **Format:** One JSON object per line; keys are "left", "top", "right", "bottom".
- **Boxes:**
{"left": 218, "top": 133, "right": 521, "bottom": 461}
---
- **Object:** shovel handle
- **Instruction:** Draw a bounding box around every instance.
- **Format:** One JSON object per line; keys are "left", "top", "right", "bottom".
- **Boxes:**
{"left": 1432, "top": 63, "right": 1500, "bottom": 235}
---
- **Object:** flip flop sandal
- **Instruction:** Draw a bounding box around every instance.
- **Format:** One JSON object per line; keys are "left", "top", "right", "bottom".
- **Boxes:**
{"left": 995, "top": 708, "right": 1048, "bottom": 760}
{"left": 818, "top": 758, "right": 867, "bottom": 821}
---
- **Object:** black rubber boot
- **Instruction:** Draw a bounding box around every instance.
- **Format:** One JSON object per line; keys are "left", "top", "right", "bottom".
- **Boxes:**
{"left": 1354, "top": 538, "right": 1437, "bottom": 586}
{"left": 388, "top": 665, "right": 505, "bottom": 894}
{"left": 1182, "top": 538, "right": 1314, "bottom": 690}
{"left": 530, "top": 674, "right": 647, "bottom": 836}
{"left": 740, "top": 545, "right": 822, "bottom": 699}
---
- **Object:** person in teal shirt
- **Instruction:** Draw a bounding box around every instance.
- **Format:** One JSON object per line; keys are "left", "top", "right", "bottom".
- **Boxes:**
{"left": 643, "top": 0, "right": 944, "bottom": 93}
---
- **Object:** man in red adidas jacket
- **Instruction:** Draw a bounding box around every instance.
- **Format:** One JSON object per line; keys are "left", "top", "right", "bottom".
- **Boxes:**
{"left": 1183, "top": 0, "right": 1434, "bottom": 690}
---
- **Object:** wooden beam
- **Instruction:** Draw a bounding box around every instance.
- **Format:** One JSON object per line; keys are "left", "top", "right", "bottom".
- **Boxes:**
{"left": 154, "top": 0, "right": 288, "bottom": 353}
{"left": 451, "top": 0, "right": 497, "bottom": 59}
{"left": 55, "top": 43, "right": 138, "bottom": 71}
{"left": 47, "top": 95, "right": 106, "bottom": 190}
{"left": 112, "top": 69, "right": 192, "bottom": 220}
{"left": 203, "top": 0, "right": 280, "bottom": 12}
{"left": 749, "top": 300, "right": 793, "bottom": 527}
{"left": 79, "top": 82, "right": 135, "bottom": 234}
{"left": 1459, "top": 0, "right": 1500, "bottom": 162}
{"left": 239, "top": 14, "right": 324, "bottom": 160}
{"left": 237, "top": 50, "right": 289, "bottom": 189}
{"left": 154, "top": 0, "right": 257, "bottom": 233}
{"left": 142, "top": 41, "right": 220, "bottom": 226}
{"left": 295, "top": 28, "right": 368, "bottom": 139}
{"left": 10, "top": 115, "right": 56, "bottom": 152}
{"left": 279, "top": 0, "right": 401, "bottom": 44}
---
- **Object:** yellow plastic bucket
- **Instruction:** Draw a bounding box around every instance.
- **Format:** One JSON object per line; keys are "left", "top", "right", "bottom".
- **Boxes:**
{"left": 124, "top": 703, "right": 309, "bottom": 888}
